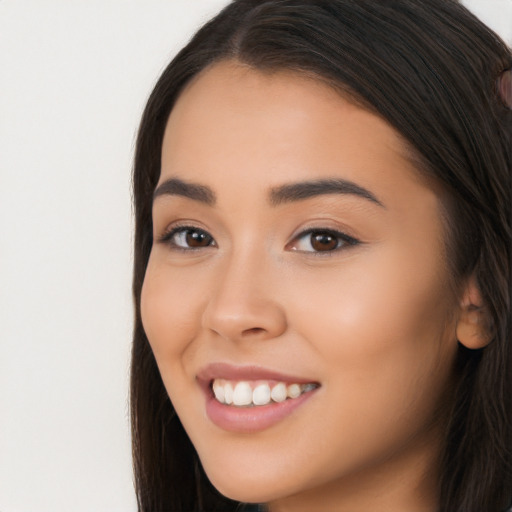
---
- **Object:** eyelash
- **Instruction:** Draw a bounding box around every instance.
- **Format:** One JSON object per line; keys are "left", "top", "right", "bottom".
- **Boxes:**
{"left": 288, "top": 228, "right": 360, "bottom": 254}
{"left": 158, "top": 224, "right": 216, "bottom": 251}
{"left": 158, "top": 225, "right": 360, "bottom": 254}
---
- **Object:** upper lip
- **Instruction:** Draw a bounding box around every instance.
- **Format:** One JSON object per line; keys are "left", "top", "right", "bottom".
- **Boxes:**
{"left": 197, "top": 362, "right": 318, "bottom": 385}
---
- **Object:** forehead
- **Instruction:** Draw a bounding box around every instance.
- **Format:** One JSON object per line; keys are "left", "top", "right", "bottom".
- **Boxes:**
{"left": 163, "top": 60, "right": 404, "bottom": 158}
{"left": 160, "top": 60, "right": 433, "bottom": 210}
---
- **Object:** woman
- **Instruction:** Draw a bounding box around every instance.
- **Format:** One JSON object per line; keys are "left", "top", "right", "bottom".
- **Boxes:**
{"left": 130, "top": 1, "right": 512, "bottom": 510}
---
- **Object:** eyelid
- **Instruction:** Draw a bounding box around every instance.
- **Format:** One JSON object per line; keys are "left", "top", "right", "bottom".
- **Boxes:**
{"left": 157, "top": 223, "right": 217, "bottom": 250}
{"left": 156, "top": 221, "right": 360, "bottom": 254}
{"left": 286, "top": 226, "right": 360, "bottom": 253}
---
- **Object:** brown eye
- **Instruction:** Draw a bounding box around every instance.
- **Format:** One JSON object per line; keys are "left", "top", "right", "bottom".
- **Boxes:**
{"left": 162, "top": 227, "right": 216, "bottom": 249}
{"left": 289, "top": 229, "right": 359, "bottom": 253}
{"left": 185, "top": 229, "right": 213, "bottom": 247}
{"left": 310, "top": 232, "right": 339, "bottom": 251}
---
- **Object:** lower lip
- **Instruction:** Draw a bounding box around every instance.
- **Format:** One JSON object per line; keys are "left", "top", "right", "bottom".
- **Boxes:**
{"left": 205, "top": 388, "right": 318, "bottom": 433}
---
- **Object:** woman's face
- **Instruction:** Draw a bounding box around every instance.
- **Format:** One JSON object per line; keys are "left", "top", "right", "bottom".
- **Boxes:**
{"left": 141, "top": 61, "right": 460, "bottom": 509}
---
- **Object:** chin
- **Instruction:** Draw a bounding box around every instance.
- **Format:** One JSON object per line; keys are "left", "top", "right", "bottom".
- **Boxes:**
{"left": 202, "top": 462, "right": 294, "bottom": 504}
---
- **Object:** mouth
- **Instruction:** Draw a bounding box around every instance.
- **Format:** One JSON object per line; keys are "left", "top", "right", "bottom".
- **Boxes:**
{"left": 211, "top": 379, "right": 319, "bottom": 407}
{"left": 197, "top": 363, "right": 320, "bottom": 432}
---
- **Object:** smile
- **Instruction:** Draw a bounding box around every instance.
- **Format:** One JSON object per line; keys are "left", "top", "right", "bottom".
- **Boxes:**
{"left": 212, "top": 379, "right": 318, "bottom": 407}
{"left": 198, "top": 363, "right": 320, "bottom": 432}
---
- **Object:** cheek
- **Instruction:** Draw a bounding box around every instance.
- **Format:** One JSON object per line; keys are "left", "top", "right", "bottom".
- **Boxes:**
{"left": 269, "top": 252, "right": 458, "bottom": 486}
{"left": 290, "top": 245, "right": 457, "bottom": 420}
{"left": 140, "top": 257, "right": 206, "bottom": 374}
{"left": 297, "top": 237, "right": 454, "bottom": 348}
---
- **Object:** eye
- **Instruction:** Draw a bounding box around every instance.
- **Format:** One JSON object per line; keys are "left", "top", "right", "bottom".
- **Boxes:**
{"left": 159, "top": 226, "right": 216, "bottom": 250}
{"left": 289, "top": 229, "right": 359, "bottom": 253}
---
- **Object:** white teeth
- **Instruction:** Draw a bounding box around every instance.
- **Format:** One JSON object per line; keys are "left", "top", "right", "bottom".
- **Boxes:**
{"left": 224, "top": 382, "right": 234, "bottom": 405}
{"left": 212, "top": 379, "right": 317, "bottom": 406}
{"left": 287, "top": 383, "right": 301, "bottom": 399}
{"left": 233, "top": 382, "right": 253, "bottom": 406}
{"left": 212, "top": 381, "right": 225, "bottom": 403}
{"left": 253, "top": 384, "right": 271, "bottom": 406}
{"left": 270, "top": 382, "right": 287, "bottom": 403}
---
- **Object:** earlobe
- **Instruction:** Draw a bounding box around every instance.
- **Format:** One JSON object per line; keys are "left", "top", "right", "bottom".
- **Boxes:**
{"left": 456, "top": 275, "right": 492, "bottom": 349}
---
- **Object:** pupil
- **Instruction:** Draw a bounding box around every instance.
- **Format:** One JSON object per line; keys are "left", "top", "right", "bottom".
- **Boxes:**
{"left": 186, "top": 230, "right": 210, "bottom": 247}
{"left": 311, "top": 233, "right": 337, "bottom": 251}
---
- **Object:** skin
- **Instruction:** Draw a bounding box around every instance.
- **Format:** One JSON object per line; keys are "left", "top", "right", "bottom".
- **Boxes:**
{"left": 141, "top": 60, "right": 473, "bottom": 511}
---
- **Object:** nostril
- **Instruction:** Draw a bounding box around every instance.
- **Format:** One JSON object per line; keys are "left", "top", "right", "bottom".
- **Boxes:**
{"left": 242, "top": 327, "right": 266, "bottom": 336}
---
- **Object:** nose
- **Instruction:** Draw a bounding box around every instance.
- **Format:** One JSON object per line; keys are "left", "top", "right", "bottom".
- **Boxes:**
{"left": 201, "top": 250, "right": 287, "bottom": 342}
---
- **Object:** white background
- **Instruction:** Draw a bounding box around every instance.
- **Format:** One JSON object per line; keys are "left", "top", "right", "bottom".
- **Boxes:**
{"left": 0, "top": 2, "right": 510, "bottom": 511}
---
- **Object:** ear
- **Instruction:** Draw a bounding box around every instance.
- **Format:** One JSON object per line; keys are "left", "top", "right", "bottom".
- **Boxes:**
{"left": 456, "top": 274, "right": 491, "bottom": 349}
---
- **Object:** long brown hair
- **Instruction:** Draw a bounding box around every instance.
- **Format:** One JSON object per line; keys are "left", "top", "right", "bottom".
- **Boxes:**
{"left": 131, "top": 1, "right": 512, "bottom": 510}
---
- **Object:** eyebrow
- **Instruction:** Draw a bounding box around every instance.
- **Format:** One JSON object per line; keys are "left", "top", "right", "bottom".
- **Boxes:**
{"left": 269, "top": 178, "right": 385, "bottom": 208}
{"left": 153, "top": 177, "right": 216, "bottom": 206}
{"left": 152, "top": 176, "right": 384, "bottom": 209}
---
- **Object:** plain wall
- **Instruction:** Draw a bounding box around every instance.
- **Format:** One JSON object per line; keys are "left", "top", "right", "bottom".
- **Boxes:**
{"left": 0, "top": 1, "right": 510, "bottom": 511}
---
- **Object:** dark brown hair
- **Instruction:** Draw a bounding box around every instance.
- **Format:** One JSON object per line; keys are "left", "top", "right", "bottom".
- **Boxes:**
{"left": 131, "top": 1, "right": 512, "bottom": 510}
